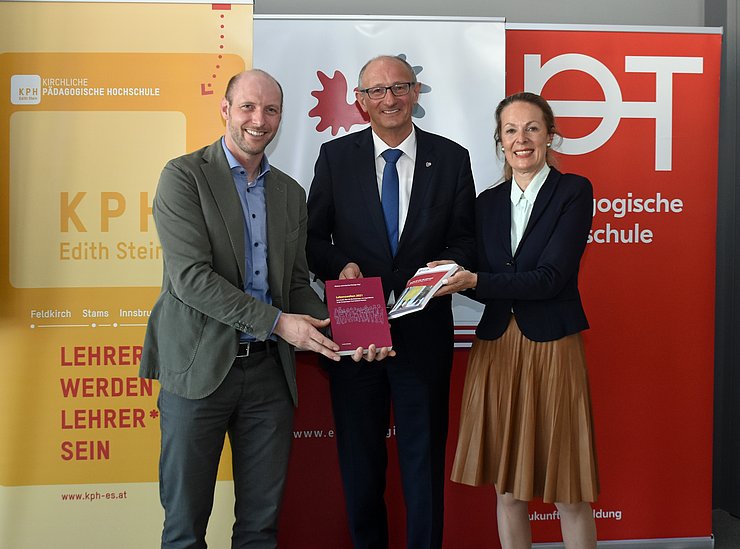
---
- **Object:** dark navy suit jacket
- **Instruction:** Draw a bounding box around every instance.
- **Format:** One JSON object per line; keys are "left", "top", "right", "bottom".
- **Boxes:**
{"left": 305, "top": 125, "right": 475, "bottom": 547}
{"left": 474, "top": 167, "right": 593, "bottom": 342}
{"left": 307, "top": 125, "right": 476, "bottom": 369}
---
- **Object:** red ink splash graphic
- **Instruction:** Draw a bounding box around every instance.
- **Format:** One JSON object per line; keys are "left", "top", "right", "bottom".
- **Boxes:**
{"left": 309, "top": 70, "right": 369, "bottom": 135}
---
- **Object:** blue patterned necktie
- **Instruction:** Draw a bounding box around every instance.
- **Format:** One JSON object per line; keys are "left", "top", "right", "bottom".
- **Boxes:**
{"left": 381, "top": 148, "right": 403, "bottom": 256}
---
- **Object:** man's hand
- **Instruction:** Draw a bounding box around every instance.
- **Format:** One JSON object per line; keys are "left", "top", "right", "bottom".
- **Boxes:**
{"left": 350, "top": 344, "right": 396, "bottom": 363}
{"left": 274, "top": 314, "right": 341, "bottom": 361}
{"left": 339, "top": 262, "right": 363, "bottom": 280}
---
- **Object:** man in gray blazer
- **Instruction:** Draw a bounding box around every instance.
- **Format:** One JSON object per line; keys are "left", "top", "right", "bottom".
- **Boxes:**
{"left": 140, "top": 69, "right": 342, "bottom": 549}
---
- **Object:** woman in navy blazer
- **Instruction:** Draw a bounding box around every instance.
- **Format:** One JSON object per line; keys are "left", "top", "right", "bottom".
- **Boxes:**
{"left": 436, "top": 92, "right": 599, "bottom": 549}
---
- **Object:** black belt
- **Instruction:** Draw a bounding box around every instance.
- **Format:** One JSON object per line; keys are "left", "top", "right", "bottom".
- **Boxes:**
{"left": 236, "top": 340, "right": 272, "bottom": 358}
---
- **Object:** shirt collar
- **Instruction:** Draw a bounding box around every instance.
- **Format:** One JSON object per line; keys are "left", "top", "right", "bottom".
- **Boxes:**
{"left": 220, "top": 137, "right": 270, "bottom": 181}
{"left": 371, "top": 127, "right": 417, "bottom": 163}
{"left": 511, "top": 164, "right": 551, "bottom": 205}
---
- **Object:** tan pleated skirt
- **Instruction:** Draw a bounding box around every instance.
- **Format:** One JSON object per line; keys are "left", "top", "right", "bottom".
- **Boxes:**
{"left": 451, "top": 316, "right": 599, "bottom": 503}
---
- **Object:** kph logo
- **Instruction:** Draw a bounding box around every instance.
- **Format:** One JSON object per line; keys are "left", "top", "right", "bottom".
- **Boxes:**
{"left": 11, "top": 75, "right": 41, "bottom": 105}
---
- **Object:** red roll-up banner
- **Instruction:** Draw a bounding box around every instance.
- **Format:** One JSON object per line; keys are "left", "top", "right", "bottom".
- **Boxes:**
{"left": 501, "top": 26, "right": 720, "bottom": 544}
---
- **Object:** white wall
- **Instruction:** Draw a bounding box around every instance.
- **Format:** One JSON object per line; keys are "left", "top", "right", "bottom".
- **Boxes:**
{"left": 254, "top": 0, "right": 705, "bottom": 27}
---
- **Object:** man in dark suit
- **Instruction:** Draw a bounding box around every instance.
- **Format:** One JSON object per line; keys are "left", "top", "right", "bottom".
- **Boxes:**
{"left": 306, "top": 55, "right": 476, "bottom": 549}
{"left": 140, "top": 70, "right": 343, "bottom": 549}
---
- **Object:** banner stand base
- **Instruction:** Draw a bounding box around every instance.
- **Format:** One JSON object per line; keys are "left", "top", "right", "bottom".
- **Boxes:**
{"left": 535, "top": 537, "right": 713, "bottom": 548}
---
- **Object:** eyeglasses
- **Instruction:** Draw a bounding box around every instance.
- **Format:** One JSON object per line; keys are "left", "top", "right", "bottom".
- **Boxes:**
{"left": 359, "top": 82, "right": 415, "bottom": 100}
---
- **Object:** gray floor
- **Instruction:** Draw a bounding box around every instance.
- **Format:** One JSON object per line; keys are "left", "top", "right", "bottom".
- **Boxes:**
{"left": 713, "top": 509, "right": 740, "bottom": 548}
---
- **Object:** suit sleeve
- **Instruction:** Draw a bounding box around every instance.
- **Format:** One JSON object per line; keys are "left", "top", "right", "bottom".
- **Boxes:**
{"left": 154, "top": 160, "right": 280, "bottom": 341}
{"left": 287, "top": 185, "right": 329, "bottom": 319}
{"left": 475, "top": 177, "right": 593, "bottom": 301}
{"left": 435, "top": 149, "right": 476, "bottom": 269}
{"left": 306, "top": 143, "right": 355, "bottom": 281}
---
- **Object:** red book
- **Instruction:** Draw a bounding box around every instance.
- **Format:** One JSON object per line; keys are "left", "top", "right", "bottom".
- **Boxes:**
{"left": 325, "top": 277, "right": 393, "bottom": 355}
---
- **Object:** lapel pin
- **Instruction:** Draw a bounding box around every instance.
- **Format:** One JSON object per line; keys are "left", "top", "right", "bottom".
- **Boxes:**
{"left": 425, "top": 161, "right": 432, "bottom": 168}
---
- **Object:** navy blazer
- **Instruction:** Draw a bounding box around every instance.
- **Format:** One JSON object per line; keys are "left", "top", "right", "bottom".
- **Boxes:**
{"left": 307, "top": 126, "right": 476, "bottom": 366}
{"left": 474, "top": 168, "right": 593, "bottom": 342}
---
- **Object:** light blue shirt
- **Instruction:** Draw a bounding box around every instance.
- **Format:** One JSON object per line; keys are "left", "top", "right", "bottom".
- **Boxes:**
{"left": 510, "top": 164, "right": 550, "bottom": 254}
{"left": 221, "top": 138, "right": 277, "bottom": 341}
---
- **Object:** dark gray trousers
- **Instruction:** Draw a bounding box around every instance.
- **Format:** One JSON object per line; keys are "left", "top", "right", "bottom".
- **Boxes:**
{"left": 158, "top": 349, "right": 293, "bottom": 549}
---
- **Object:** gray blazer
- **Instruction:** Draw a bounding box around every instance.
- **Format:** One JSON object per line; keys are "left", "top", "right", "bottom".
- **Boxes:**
{"left": 140, "top": 138, "right": 327, "bottom": 403}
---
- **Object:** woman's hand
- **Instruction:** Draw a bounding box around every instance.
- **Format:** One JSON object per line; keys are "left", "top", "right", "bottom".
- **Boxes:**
{"left": 427, "top": 261, "right": 477, "bottom": 297}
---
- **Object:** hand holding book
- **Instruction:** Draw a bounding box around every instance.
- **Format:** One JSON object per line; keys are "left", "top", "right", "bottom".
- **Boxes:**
{"left": 348, "top": 344, "right": 395, "bottom": 362}
{"left": 325, "top": 277, "right": 395, "bottom": 359}
{"left": 387, "top": 263, "right": 462, "bottom": 319}
{"left": 426, "top": 260, "right": 477, "bottom": 297}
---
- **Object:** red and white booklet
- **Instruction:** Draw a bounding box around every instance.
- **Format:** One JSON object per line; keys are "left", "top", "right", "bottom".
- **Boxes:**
{"left": 387, "top": 263, "right": 459, "bottom": 320}
{"left": 325, "top": 277, "right": 393, "bottom": 355}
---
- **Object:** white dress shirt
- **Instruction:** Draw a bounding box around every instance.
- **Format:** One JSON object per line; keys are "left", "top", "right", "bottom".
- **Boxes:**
{"left": 372, "top": 128, "right": 417, "bottom": 237}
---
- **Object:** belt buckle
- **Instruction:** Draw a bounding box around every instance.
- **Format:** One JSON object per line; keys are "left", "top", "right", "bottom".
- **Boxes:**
{"left": 236, "top": 341, "right": 251, "bottom": 358}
